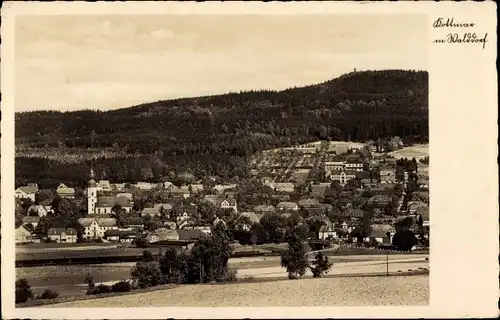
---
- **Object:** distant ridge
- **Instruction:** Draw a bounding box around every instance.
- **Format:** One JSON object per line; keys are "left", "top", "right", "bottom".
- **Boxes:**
{"left": 15, "top": 69, "right": 428, "bottom": 187}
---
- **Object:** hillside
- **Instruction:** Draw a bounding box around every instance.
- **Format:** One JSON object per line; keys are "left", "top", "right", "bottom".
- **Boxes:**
{"left": 15, "top": 70, "right": 428, "bottom": 188}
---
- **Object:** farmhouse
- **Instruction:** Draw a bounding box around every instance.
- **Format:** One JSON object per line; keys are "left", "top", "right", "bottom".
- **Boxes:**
{"left": 56, "top": 183, "right": 76, "bottom": 199}
{"left": 318, "top": 224, "right": 337, "bottom": 240}
{"left": 15, "top": 225, "right": 32, "bottom": 244}
{"left": 253, "top": 204, "right": 276, "bottom": 213}
{"left": 276, "top": 201, "right": 299, "bottom": 211}
{"left": 141, "top": 207, "right": 161, "bottom": 217}
{"left": 48, "top": 228, "right": 78, "bottom": 243}
{"left": 147, "top": 228, "right": 179, "bottom": 243}
{"left": 78, "top": 217, "right": 118, "bottom": 239}
{"left": 216, "top": 196, "right": 238, "bottom": 212}
{"left": 15, "top": 183, "right": 39, "bottom": 202}
{"left": 22, "top": 216, "right": 41, "bottom": 228}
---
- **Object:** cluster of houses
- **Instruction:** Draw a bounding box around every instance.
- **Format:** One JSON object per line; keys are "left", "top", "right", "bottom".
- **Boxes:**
{"left": 15, "top": 153, "right": 430, "bottom": 247}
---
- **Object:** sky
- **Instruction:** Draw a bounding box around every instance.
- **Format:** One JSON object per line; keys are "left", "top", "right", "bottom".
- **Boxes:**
{"left": 15, "top": 14, "right": 428, "bottom": 112}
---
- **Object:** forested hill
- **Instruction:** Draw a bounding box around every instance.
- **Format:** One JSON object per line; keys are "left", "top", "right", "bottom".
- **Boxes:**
{"left": 16, "top": 69, "right": 428, "bottom": 188}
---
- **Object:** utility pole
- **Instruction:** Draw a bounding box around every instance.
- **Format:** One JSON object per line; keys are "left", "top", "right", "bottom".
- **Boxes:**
{"left": 386, "top": 252, "right": 389, "bottom": 276}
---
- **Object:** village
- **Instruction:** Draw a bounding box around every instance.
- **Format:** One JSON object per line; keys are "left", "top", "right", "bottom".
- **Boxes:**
{"left": 14, "top": 140, "right": 430, "bottom": 251}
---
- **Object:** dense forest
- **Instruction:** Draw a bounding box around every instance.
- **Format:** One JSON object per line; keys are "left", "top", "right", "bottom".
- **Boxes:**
{"left": 15, "top": 70, "right": 428, "bottom": 188}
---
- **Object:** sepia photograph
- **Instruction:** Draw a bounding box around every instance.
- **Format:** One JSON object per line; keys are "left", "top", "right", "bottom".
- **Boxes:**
{"left": 12, "top": 13, "right": 430, "bottom": 308}
{"left": 1, "top": 1, "right": 497, "bottom": 319}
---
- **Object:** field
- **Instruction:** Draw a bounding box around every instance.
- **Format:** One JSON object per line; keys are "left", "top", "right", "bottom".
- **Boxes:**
{"left": 44, "top": 275, "right": 429, "bottom": 307}
{"left": 388, "top": 144, "right": 429, "bottom": 161}
{"left": 248, "top": 140, "right": 353, "bottom": 183}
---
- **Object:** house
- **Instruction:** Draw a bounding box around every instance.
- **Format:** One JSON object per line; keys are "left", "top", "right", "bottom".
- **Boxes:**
{"left": 104, "top": 230, "right": 135, "bottom": 242}
{"left": 270, "top": 194, "right": 291, "bottom": 201}
{"left": 47, "top": 228, "right": 78, "bottom": 243}
{"left": 15, "top": 225, "right": 32, "bottom": 244}
{"left": 379, "top": 167, "right": 397, "bottom": 184}
{"left": 135, "top": 182, "right": 152, "bottom": 190}
{"left": 97, "top": 180, "right": 112, "bottom": 191}
{"left": 78, "top": 218, "right": 118, "bottom": 239}
{"left": 147, "top": 228, "right": 180, "bottom": 243}
{"left": 22, "top": 216, "right": 41, "bottom": 228}
{"left": 366, "top": 195, "right": 392, "bottom": 209}
{"left": 270, "top": 183, "right": 295, "bottom": 193}
{"left": 95, "top": 196, "right": 133, "bottom": 215}
{"left": 203, "top": 195, "right": 220, "bottom": 205}
{"left": 327, "top": 170, "right": 357, "bottom": 185}
{"left": 216, "top": 196, "right": 238, "bottom": 212}
{"left": 340, "top": 221, "right": 354, "bottom": 233}
{"left": 237, "top": 212, "right": 260, "bottom": 231}
{"left": 305, "top": 206, "right": 327, "bottom": 216}
{"left": 175, "top": 204, "right": 197, "bottom": 222}
{"left": 56, "top": 183, "right": 76, "bottom": 199}
{"left": 212, "top": 184, "right": 237, "bottom": 195}
{"left": 415, "top": 207, "right": 430, "bottom": 227}
{"left": 318, "top": 224, "right": 337, "bottom": 240}
{"left": 342, "top": 208, "right": 365, "bottom": 219}
{"left": 115, "top": 192, "right": 133, "bottom": 201}
{"left": 253, "top": 204, "right": 276, "bottom": 213}
{"left": 124, "top": 217, "right": 144, "bottom": 229}
{"left": 15, "top": 183, "right": 39, "bottom": 202}
{"left": 310, "top": 183, "right": 331, "bottom": 198}
{"left": 189, "top": 184, "right": 204, "bottom": 194}
{"left": 153, "top": 203, "right": 173, "bottom": 216}
{"left": 182, "top": 225, "right": 212, "bottom": 235}
{"left": 178, "top": 229, "right": 205, "bottom": 241}
{"left": 170, "top": 186, "right": 191, "bottom": 199}
{"left": 111, "top": 183, "right": 126, "bottom": 191}
{"left": 325, "top": 161, "right": 363, "bottom": 173}
{"left": 297, "top": 198, "right": 320, "bottom": 208}
{"left": 407, "top": 200, "right": 428, "bottom": 215}
{"left": 365, "top": 224, "right": 396, "bottom": 244}
{"left": 141, "top": 207, "right": 161, "bottom": 217}
{"left": 26, "top": 204, "right": 48, "bottom": 217}
{"left": 276, "top": 202, "right": 299, "bottom": 211}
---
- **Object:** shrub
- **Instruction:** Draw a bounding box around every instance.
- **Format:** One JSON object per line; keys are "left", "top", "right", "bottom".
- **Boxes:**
{"left": 92, "top": 284, "right": 112, "bottom": 295}
{"left": 134, "top": 237, "right": 150, "bottom": 248}
{"left": 220, "top": 268, "right": 238, "bottom": 282}
{"left": 310, "top": 252, "right": 333, "bottom": 278}
{"left": 37, "top": 289, "right": 59, "bottom": 300}
{"left": 131, "top": 261, "right": 163, "bottom": 289}
{"left": 84, "top": 273, "right": 95, "bottom": 295}
{"left": 15, "top": 278, "right": 33, "bottom": 304}
{"left": 111, "top": 281, "right": 132, "bottom": 293}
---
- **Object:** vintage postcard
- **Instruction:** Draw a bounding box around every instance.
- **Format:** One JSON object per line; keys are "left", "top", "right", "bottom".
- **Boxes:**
{"left": 1, "top": 1, "right": 498, "bottom": 319}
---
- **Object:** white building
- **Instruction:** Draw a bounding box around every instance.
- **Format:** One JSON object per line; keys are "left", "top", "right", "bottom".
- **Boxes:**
{"left": 78, "top": 217, "right": 118, "bottom": 240}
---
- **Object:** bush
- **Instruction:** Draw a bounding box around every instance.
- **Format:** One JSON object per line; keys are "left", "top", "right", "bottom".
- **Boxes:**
{"left": 91, "top": 284, "right": 112, "bottom": 295}
{"left": 111, "top": 281, "right": 132, "bottom": 293}
{"left": 15, "top": 278, "right": 33, "bottom": 303}
{"left": 142, "top": 250, "right": 155, "bottom": 262}
{"left": 131, "top": 261, "right": 163, "bottom": 289}
{"left": 84, "top": 273, "right": 95, "bottom": 295}
{"left": 310, "top": 252, "right": 333, "bottom": 278}
{"left": 134, "top": 237, "right": 150, "bottom": 248}
{"left": 220, "top": 268, "right": 238, "bottom": 282}
{"left": 37, "top": 289, "right": 59, "bottom": 300}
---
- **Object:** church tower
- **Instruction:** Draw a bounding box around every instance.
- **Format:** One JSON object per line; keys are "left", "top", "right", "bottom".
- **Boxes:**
{"left": 87, "top": 166, "right": 98, "bottom": 215}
